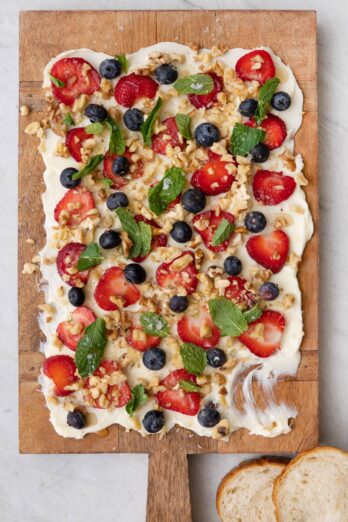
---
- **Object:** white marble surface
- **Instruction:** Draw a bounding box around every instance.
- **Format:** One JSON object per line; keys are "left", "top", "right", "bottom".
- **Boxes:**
{"left": 1, "top": 1, "right": 347, "bottom": 520}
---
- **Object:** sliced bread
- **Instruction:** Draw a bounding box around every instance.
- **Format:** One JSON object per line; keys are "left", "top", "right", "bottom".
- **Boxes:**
{"left": 273, "top": 446, "right": 348, "bottom": 521}
{"left": 216, "top": 457, "right": 287, "bottom": 521}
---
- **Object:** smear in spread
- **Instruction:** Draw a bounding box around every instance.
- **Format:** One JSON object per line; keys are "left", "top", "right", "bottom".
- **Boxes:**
{"left": 25, "top": 43, "right": 313, "bottom": 440}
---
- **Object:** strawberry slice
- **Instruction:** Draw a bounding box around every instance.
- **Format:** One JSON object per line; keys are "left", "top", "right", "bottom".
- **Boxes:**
{"left": 65, "top": 127, "right": 91, "bottom": 162}
{"left": 177, "top": 308, "right": 220, "bottom": 349}
{"left": 191, "top": 159, "right": 235, "bottom": 196}
{"left": 83, "top": 360, "right": 131, "bottom": 408}
{"left": 188, "top": 72, "right": 223, "bottom": 109}
{"left": 246, "top": 115, "right": 287, "bottom": 150}
{"left": 152, "top": 117, "right": 185, "bottom": 155}
{"left": 126, "top": 324, "right": 161, "bottom": 352}
{"left": 155, "top": 369, "right": 200, "bottom": 416}
{"left": 132, "top": 215, "right": 168, "bottom": 263}
{"left": 56, "top": 242, "right": 90, "bottom": 287}
{"left": 253, "top": 170, "right": 296, "bottom": 206}
{"left": 103, "top": 149, "right": 144, "bottom": 189}
{"left": 114, "top": 73, "right": 159, "bottom": 107}
{"left": 56, "top": 307, "right": 96, "bottom": 351}
{"left": 192, "top": 210, "right": 235, "bottom": 252}
{"left": 94, "top": 267, "right": 140, "bottom": 311}
{"left": 156, "top": 251, "right": 198, "bottom": 295}
{"left": 54, "top": 186, "right": 95, "bottom": 227}
{"left": 246, "top": 230, "right": 289, "bottom": 274}
{"left": 42, "top": 355, "right": 78, "bottom": 397}
{"left": 235, "top": 50, "right": 275, "bottom": 85}
{"left": 224, "top": 276, "right": 258, "bottom": 310}
{"left": 50, "top": 57, "right": 101, "bottom": 106}
{"left": 239, "top": 310, "right": 285, "bottom": 358}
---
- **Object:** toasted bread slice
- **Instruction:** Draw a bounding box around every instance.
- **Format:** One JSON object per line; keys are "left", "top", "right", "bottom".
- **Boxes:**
{"left": 273, "top": 446, "right": 348, "bottom": 521}
{"left": 216, "top": 457, "right": 287, "bottom": 521}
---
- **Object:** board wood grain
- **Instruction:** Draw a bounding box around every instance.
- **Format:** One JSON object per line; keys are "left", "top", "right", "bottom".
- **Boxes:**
{"left": 18, "top": 10, "right": 318, "bottom": 521}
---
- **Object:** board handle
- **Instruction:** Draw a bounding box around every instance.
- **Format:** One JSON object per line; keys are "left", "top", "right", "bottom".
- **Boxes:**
{"left": 146, "top": 448, "right": 192, "bottom": 522}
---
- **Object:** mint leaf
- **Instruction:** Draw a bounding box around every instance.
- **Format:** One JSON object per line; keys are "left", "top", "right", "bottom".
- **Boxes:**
{"left": 148, "top": 167, "right": 186, "bottom": 216}
{"left": 49, "top": 73, "right": 65, "bottom": 88}
{"left": 231, "top": 123, "right": 265, "bottom": 157}
{"left": 86, "top": 122, "right": 105, "bottom": 135}
{"left": 211, "top": 218, "right": 235, "bottom": 247}
{"left": 209, "top": 297, "right": 248, "bottom": 337}
{"left": 175, "top": 114, "right": 192, "bottom": 140}
{"left": 179, "top": 380, "right": 201, "bottom": 392}
{"left": 116, "top": 54, "right": 129, "bottom": 73}
{"left": 140, "top": 312, "right": 168, "bottom": 338}
{"left": 72, "top": 154, "right": 104, "bottom": 180}
{"left": 243, "top": 305, "right": 263, "bottom": 323}
{"left": 115, "top": 208, "right": 152, "bottom": 259}
{"left": 75, "top": 318, "right": 107, "bottom": 378}
{"left": 255, "top": 77, "right": 280, "bottom": 125}
{"left": 180, "top": 343, "right": 207, "bottom": 375}
{"left": 174, "top": 74, "right": 214, "bottom": 95}
{"left": 63, "top": 112, "right": 74, "bottom": 127}
{"left": 77, "top": 243, "right": 103, "bottom": 271}
{"left": 106, "top": 115, "right": 125, "bottom": 155}
{"left": 126, "top": 384, "right": 148, "bottom": 416}
{"left": 100, "top": 177, "right": 113, "bottom": 188}
{"left": 141, "top": 98, "right": 162, "bottom": 146}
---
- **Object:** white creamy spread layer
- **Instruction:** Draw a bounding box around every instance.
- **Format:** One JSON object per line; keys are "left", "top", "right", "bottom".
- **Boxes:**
{"left": 36, "top": 43, "right": 313, "bottom": 439}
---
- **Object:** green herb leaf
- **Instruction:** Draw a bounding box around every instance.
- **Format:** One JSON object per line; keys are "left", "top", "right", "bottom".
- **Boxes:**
{"left": 255, "top": 77, "right": 280, "bottom": 125}
{"left": 75, "top": 318, "right": 107, "bottom": 378}
{"left": 116, "top": 54, "right": 129, "bottom": 73}
{"left": 140, "top": 312, "right": 168, "bottom": 338}
{"left": 175, "top": 114, "right": 192, "bottom": 140}
{"left": 179, "top": 380, "right": 201, "bottom": 393}
{"left": 148, "top": 167, "right": 186, "bottom": 216}
{"left": 180, "top": 343, "right": 207, "bottom": 375}
{"left": 211, "top": 218, "right": 235, "bottom": 247}
{"left": 106, "top": 115, "right": 125, "bottom": 155}
{"left": 85, "top": 122, "right": 105, "bottom": 135}
{"left": 174, "top": 73, "right": 214, "bottom": 95}
{"left": 100, "top": 177, "right": 113, "bottom": 188}
{"left": 243, "top": 305, "right": 263, "bottom": 323}
{"left": 49, "top": 73, "right": 65, "bottom": 88}
{"left": 126, "top": 384, "right": 148, "bottom": 416}
{"left": 77, "top": 243, "right": 103, "bottom": 271}
{"left": 63, "top": 112, "right": 74, "bottom": 127}
{"left": 141, "top": 98, "right": 162, "bottom": 146}
{"left": 115, "top": 208, "right": 152, "bottom": 259}
{"left": 231, "top": 123, "right": 265, "bottom": 157}
{"left": 209, "top": 297, "right": 248, "bottom": 337}
{"left": 72, "top": 154, "right": 104, "bottom": 180}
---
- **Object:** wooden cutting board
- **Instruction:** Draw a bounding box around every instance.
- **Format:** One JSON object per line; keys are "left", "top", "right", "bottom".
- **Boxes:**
{"left": 18, "top": 10, "right": 318, "bottom": 521}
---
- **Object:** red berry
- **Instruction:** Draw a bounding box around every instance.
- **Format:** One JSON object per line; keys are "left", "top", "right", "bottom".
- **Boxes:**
{"left": 246, "top": 115, "right": 287, "bottom": 150}
{"left": 246, "top": 230, "right": 289, "bottom": 273}
{"left": 50, "top": 57, "right": 101, "bottom": 106}
{"left": 54, "top": 186, "right": 95, "bottom": 227}
{"left": 224, "top": 276, "right": 258, "bottom": 310}
{"left": 42, "top": 355, "right": 78, "bottom": 396}
{"left": 177, "top": 308, "right": 220, "bottom": 349}
{"left": 83, "top": 360, "right": 131, "bottom": 408}
{"left": 56, "top": 306, "right": 96, "bottom": 351}
{"left": 188, "top": 72, "right": 223, "bottom": 109}
{"left": 103, "top": 149, "right": 144, "bottom": 189}
{"left": 253, "top": 170, "right": 296, "bottom": 206}
{"left": 126, "top": 322, "right": 161, "bottom": 352}
{"left": 94, "top": 267, "right": 140, "bottom": 311}
{"left": 239, "top": 310, "right": 285, "bottom": 357}
{"left": 235, "top": 50, "right": 275, "bottom": 85}
{"left": 156, "top": 251, "right": 198, "bottom": 295}
{"left": 192, "top": 210, "right": 235, "bottom": 252}
{"left": 156, "top": 369, "right": 200, "bottom": 416}
{"left": 56, "top": 242, "right": 90, "bottom": 287}
{"left": 65, "top": 128, "right": 91, "bottom": 162}
{"left": 191, "top": 159, "right": 235, "bottom": 196}
{"left": 114, "top": 73, "right": 158, "bottom": 107}
{"left": 152, "top": 117, "right": 184, "bottom": 156}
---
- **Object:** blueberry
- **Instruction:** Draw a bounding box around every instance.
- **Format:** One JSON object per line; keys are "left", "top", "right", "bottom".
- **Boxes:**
{"left": 182, "top": 188, "right": 206, "bottom": 214}
{"left": 99, "top": 230, "right": 121, "bottom": 249}
{"left": 142, "top": 410, "right": 165, "bottom": 433}
{"left": 106, "top": 192, "right": 129, "bottom": 210}
{"left": 67, "top": 410, "right": 86, "bottom": 430}
{"left": 124, "top": 263, "right": 146, "bottom": 284}
{"left": 194, "top": 123, "right": 220, "bottom": 148}
{"left": 206, "top": 348, "right": 227, "bottom": 368}
{"left": 112, "top": 156, "right": 129, "bottom": 176}
{"left": 259, "top": 282, "right": 280, "bottom": 301}
{"left": 60, "top": 167, "right": 80, "bottom": 189}
{"left": 68, "top": 287, "right": 85, "bottom": 307}
{"left": 169, "top": 295, "right": 189, "bottom": 313}
{"left": 170, "top": 221, "right": 192, "bottom": 243}
{"left": 154, "top": 63, "right": 178, "bottom": 85}
{"left": 99, "top": 58, "right": 122, "bottom": 79}
{"left": 224, "top": 256, "right": 242, "bottom": 276}
{"left": 123, "top": 108, "right": 144, "bottom": 131}
{"left": 238, "top": 98, "right": 258, "bottom": 117}
{"left": 143, "top": 347, "right": 166, "bottom": 371}
{"left": 84, "top": 104, "right": 108, "bottom": 123}
{"left": 250, "top": 143, "right": 270, "bottom": 163}
{"left": 197, "top": 403, "right": 221, "bottom": 427}
{"left": 271, "top": 92, "right": 291, "bottom": 111}
{"left": 245, "top": 211, "right": 267, "bottom": 233}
